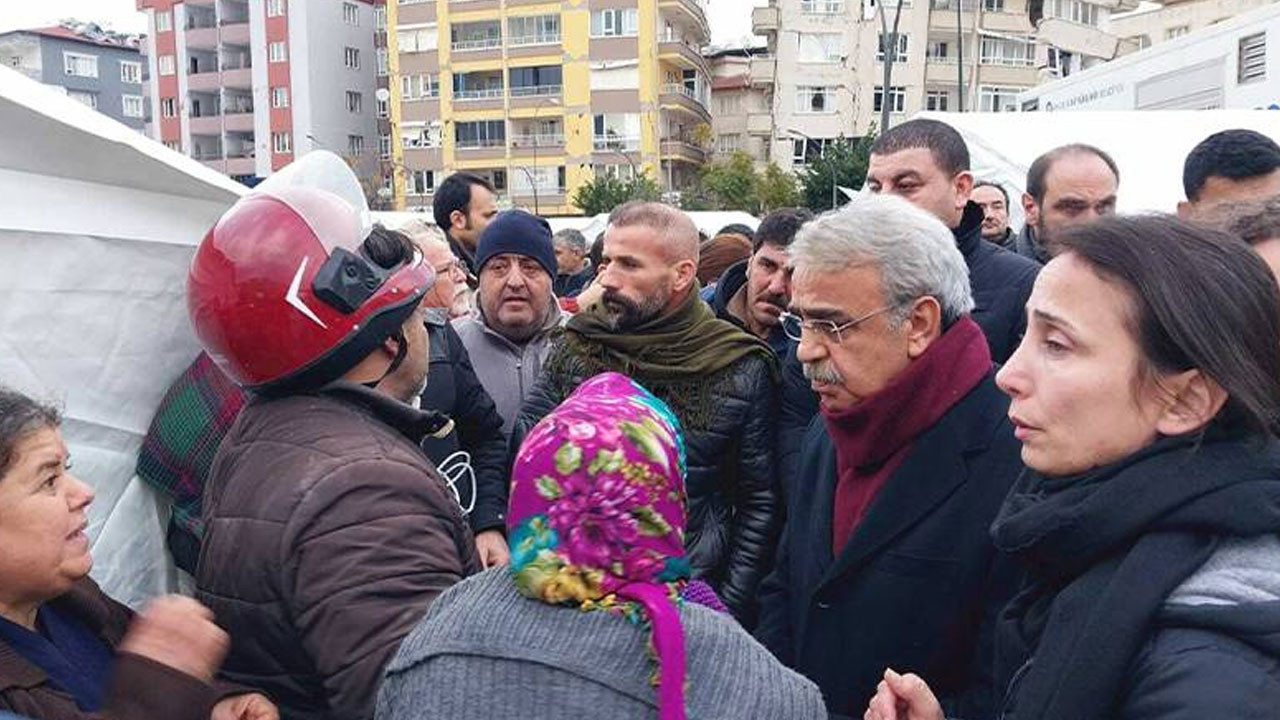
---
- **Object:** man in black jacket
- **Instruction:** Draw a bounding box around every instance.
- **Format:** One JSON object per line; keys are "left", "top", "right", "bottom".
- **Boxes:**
{"left": 1014, "top": 143, "right": 1120, "bottom": 263}
{"left": 515, "top": 201, "right": 780, "bottom": 625}
{"left": 756, "top": 193, "right": 1022, "bottom": 720}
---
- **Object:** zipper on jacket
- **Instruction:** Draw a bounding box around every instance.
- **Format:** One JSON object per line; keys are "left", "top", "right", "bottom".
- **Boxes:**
{"left": 998, "top": 658, "right": 1034, "bottom": 720}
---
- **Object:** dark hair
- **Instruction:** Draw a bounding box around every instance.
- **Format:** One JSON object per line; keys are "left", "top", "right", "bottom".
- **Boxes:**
{"left": 1026, "top": 144, "right": 1120, "bottom": 204}
{"left": 753, "top": 207, "right": 814, "bottom": 253}
{"left": 972, "top": 180, "right": 1009, "bottom": 207}
{"left": 1057, "top": 215, "right": 1280, "bottom": 437}
{"left": 362, "top": 225, "right": 415, "bottom": 270}
{"left": 1182, "top": 129, "right": 1280, "bottom": 202}
{"left": 870, "top": 118, "right": 970, "bottom": 176}
{"left": 1226, "top": 196, "right": 1280, "bottom": 245}
{"left": 697, "top": 234, "right": 752, "bottom": 285}
{"left": 588, "top": 232, "right": 605, "bottom": 268}
{"left": 716, "top": 223, "right": 756, "bottom": 243}
{"left": 0, "top": 387, "right": 61, "bottom": 478}
{"left": 432, "top": 172, "right": 495, "bottom": 233}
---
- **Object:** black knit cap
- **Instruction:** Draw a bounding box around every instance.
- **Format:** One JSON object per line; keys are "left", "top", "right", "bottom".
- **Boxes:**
{"left": 475, "top": 210, "right": 557, "bottom": 280}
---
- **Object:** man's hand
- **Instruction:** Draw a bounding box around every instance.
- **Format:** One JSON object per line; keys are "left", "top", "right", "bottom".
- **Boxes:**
{"left": 118, "top": 596, "right": 228, "bottom": 683}
{"left": 864, "top": 669, "right": 944, "bottom": 720}
{"left": 475, "top": 529, "right": 511, "bottom": 568}
{"left": 211, "top": 693, "right": 279, "bottom": 720}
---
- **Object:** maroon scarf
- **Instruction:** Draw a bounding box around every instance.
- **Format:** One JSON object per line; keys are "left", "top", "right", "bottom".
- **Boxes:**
{"left": 822, "top": 317, "right": 992, "bottom": 553}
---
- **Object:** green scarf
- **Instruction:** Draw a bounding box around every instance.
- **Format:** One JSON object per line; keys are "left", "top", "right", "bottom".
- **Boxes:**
{"left": 550, "top": 287, "right": 776, "bottom": 430}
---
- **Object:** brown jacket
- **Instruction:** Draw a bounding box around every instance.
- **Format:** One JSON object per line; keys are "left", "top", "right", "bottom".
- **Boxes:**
{"left": 196, "top": 382, "right": 480, "bottom": 720}
{"left": 0, "top": 578, "right": 214, "bottom": 720}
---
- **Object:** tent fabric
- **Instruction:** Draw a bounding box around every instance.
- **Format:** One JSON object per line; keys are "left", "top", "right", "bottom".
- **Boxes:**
{"left": 0, "top": 66, "right": 243, "bottom": 608}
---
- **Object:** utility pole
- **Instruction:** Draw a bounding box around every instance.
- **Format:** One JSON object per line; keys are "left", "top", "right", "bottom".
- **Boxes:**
{"left": 957, "top": 0, "right": 965, "bottom": 111}
{"left": 878, "top": 0, "right": 907, "bottom": 132}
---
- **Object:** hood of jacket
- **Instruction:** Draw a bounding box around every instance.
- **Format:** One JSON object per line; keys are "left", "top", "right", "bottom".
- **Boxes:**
{"left": 1162, "top": 533, "right": 1280, "bottom": 658}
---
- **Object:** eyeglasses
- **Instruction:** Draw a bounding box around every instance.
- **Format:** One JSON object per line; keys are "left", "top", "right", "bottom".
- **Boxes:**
{"left": 780, "top": 305, "right": 900, "bottom": 344}
{"left": 433, "top": 258, "right": 466, "bottom": 278}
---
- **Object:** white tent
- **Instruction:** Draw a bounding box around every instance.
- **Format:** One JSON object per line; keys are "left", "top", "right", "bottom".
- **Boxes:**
{"left": 0, "top": 66, "right": 244, "bottom": 607}
{"left": 917, "top": 110, "right": 1280, "bottom": 229}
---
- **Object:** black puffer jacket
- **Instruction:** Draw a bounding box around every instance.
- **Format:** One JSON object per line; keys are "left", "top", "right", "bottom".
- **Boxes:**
{"left": 955, "top": 201, "right": 1041, "bottom": 365}
{"left": 515, "top": 346, "right": 780, "bottom": 625}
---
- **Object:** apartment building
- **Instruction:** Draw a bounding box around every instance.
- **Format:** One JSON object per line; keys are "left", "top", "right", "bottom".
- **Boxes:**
{"left": 0, "top": 22, "right": 146, "bottom": 130}
{"left": 1109, "top": 0, "right": 1275, "bottom": 51}
{"left": 387, "top": 0, "right": 712, "bottom": 214}
{"left": 749, "top": 0, "right": 1137, "bottom": 173}
{"left": 137, "top": 0, "right": 382, "bottom": 186}
{"left": 706, "top": 44, "right": 773, "bottom": 165}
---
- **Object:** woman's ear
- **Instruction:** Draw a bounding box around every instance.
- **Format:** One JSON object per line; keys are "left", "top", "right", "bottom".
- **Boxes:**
{"left": 1155, "top": 369, "right": 1229, "bottom": 436}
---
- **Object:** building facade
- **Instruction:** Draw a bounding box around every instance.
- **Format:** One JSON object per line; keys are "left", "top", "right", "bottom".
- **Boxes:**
{"left": 748, "top": 0, "right": 1136, "bottom": 173}
{"left": 706, "top": 44, "right": 772, "bottom": 165}
{"left": 136, "top": 0, "right": 382, "bottom": 187}
{"left": 0, "top": 23, "right": 146, "bottom": 130}
{"left": 387, "top": 0, "right": 712, "bottom": 214}
{"left": 1108, "top": 0, "right": 1275, "bottom": 52}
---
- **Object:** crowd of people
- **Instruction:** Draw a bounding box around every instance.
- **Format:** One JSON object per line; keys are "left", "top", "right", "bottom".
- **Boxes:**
{"left": 2, "top": 121, "right": 1280, "bottom": 720}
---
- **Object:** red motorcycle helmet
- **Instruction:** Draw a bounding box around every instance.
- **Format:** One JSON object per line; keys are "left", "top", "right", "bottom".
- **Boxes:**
{"left": 188, "top": 152, "right": 435, "bottom": 394}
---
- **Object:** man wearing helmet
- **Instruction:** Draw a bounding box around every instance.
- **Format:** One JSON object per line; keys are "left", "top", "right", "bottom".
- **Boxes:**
{"left": 187, "top": 154, "right": 480, "bottom": 720}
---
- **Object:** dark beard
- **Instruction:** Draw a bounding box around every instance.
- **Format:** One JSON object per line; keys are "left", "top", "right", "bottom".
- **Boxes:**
{"left": 602, "top": 289, "right": 667, "bottom": 331}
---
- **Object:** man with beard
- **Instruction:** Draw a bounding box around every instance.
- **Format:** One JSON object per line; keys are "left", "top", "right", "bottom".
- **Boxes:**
{"left": 515, "top": 201, "right": 781, "bottom": 625}
{"left": 454, "top": 211, "right": 563, "bottom": 441}
{"left": 755, "top": 193, "right": 1022, "bottom": 720}
{"left": 1015, "top": 143, "right": 1119, "bottom": 263}
{"left": 710, "top": 207, "right": 812, "bottom": 357}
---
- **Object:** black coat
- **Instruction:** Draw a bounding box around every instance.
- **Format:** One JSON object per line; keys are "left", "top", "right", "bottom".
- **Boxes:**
{"left": 420, "top": 317, "right": 510, "bottom": 534}
{"left": 755, "top": 373, "right": 1023, "bottom": 720}
{"left": 955, "top": 201, "right": 1041, "bottom": 365}
{"left": 516, "top": 347, "right": 780, "bottom": 625}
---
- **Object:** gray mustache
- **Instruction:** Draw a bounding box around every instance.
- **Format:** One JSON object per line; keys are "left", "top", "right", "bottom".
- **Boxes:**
{"left": 803, "top": 361, "right": 844, "bottom": 385}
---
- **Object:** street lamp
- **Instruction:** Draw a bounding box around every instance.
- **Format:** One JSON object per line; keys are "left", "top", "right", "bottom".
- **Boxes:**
{"left": 787, "top": 127, "right": 838, "bottom": 209}
{"left": 528, "top": 96, "right": 560, "bottom": 215}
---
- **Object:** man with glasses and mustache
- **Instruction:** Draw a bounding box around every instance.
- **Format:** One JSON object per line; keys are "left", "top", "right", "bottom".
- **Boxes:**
{"left": 710, "top": 208, "right": 813, "bottom": 358}
{"left": 515, "top": 201, "right": 781, "bottom": 626}
{"left": 755, "top": 193, "right": 1023, "bottom": 720}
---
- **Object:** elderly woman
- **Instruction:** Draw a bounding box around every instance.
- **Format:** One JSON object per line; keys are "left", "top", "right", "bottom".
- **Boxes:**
{"left": 865, "top": 215, "right": 1280, "bottom": 720}
{"left": 376, "top": 373, "right": 825, "bottom": 720}
{"left": 0, "top": 387, "right": 275, "bottom": 720}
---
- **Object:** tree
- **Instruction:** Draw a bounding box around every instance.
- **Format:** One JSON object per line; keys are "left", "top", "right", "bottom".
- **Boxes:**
{"left": 757, "top": 161, "right": 801, "bottom": 213}
{"left": 571, "top": 171, "right": 661, "bottom": 216}
{"left": 701, "top": 151, "right": 762, "bottom": 213}
{"left": 798, "top": 134, "right": 874, "bottom": 213}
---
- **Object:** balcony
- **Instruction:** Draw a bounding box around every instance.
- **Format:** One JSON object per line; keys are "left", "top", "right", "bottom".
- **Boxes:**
{"left": 661, "top": 139, "right": 707, "bottom": 164}
{"left": 454, "top": 86, "right": 504, "bottom": 101}
{"left": 659, "top": 0, "right": 710, "bottom": 39}
{"left": 511, "top": 133, "right": 565, "bottom": 148}
{"left": 1037, "top": 19, "right": 1125, "bottom": 60}
{"left": 594, "top": 135, "right": 641, "bottom": 152}
{"left": 752, "top": 5, "right": 779, "bottom": 35}
{"left": 451, "top": 22, "right": 502, "bottom": 52}
{"left": 218, "top": 22, "right": 250, "bottom": 45}
{"left": 187, "top": 71, "right": 221, "bottom": 92}
{"left": 509, "top": 84, "right": 561, "bottom": 98}
{"left": 749, "top": 55, "right": 776, "bottom": 86}
{"left": 457, "top": 137, "right": 506, "bottom": 150}
{"left": 659, "top": 37, "right": 710, "bottom": 74}
{"left": 746, "top": 112, "right": 772, "bottom": 135}
{"left": 660, "top": 83, "right": 711, "bottom": 121}
{"left": 221, "top": 67, "right": 252, "bottom": 88}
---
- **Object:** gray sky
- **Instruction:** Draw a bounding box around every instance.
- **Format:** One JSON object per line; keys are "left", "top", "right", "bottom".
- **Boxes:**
{"left": 0, "top": 0, "right": 766, "bottom": 45}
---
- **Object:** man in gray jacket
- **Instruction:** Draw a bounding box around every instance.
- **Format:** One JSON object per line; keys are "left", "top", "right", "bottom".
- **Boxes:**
{"left": 453, "top": 210, "right": 563, "bottom": 440}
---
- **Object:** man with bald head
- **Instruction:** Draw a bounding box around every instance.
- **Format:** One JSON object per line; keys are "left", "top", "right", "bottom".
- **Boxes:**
{"left": 516, "top": 201, "right": 781, "bottom": 625}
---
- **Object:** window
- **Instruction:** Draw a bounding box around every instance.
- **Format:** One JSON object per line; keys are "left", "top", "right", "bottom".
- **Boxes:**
{"left": 795, "top": 86, "right": 835, "bottom": 113}
{"left": 122, "top": 94, "right": 144, "bottom": 117}
{"left": 792, "top": 137, "right": 837, "bottom": 165}
{"left": 509, "top": 65, "right": 562, "bottom": 95}
{"left": 271, "top": 86, "right": 289, "bottom": 107}
{"left": 1046, "top": 47, "right": 1075, "bottom": 76}
{"left": 269, "top": 42, "right": 288, "bottom": 62}
{"left": 509, "top": 14, "right": 561, "bottom": 45}
{"left": 797, "top": 33, "right": 844, "bottom": 63}
{"left": 155, "top": 11, "right": 172, "bottom": 32}
{"left": 409, "top": 170, "right": 436, "bottom": 196}
{"left": 401, "top": 124, "right": 440, "bottom": 149}
{"left": 979, "top": 85, "right": 1023, "bottom": 112}
{"left": 120, "top": 60, "right": 142, "bottom": 84}
{"left": 800, "top": 0, "right": 844, "bottom": 13}
{"left": 377, "top": 48, "right": 389, "bottom": 75}
{"left": 453, "top": 72, "right": 504, "bottom": 99}
{"left": 593, "top": 113, "right": 641, "bottom": 149}
{"left": 1045, "top": 0, "right": 1099, "bottom": 27}
{"left": 873, "top": 85, "right": 906, "bottom": 113}
{"left": 452, "top": 22, "right": 501, "bottom": 50}
{"left": 346, "top": 91, "right": 363, "bottom": 113}
{"left": 64, "top": 52, "right": 98, "bottom": 78}
{"left": 983, "top": 0, "right": 1004, "bottom": 10}
{"left": 927, "top": 40, "right": 950, "bottom": 61}
{"left": 717, "top": 93, "right": 743, "bottom": 115}
{"left": 348, "top": 134, "right": 364, "bottom": 155}
{"left": 1165, "top": 25, "right": 1190, "bottom": 40}
{"left": 158, "top": 54, "right": 175, "bottom": 75}
{"left": 400, "top": 73, "right": 439, "bottom": 100}
{"left": 492, "top": 170, "right": 507, "bottom": 191}
{"left": 456, "top": 120, "right": 506, "bottom": 148}
{"left": 717, "top": 134, "right": 742, "bottom": 152}
{"left": 398, "top": 26, "right": 438, "bottom": 53}
{"left": 68, "top": 90, "right": 98, "bottom": 109}
{"left": 512, "top": 166, "right": 565, "bottom": 194}
{"left": 343, "top": 2, "right": 359, "bottom": 25}
{"left": 379, "top": 133, "right": 392, "bottom": 159}
{"left": 1239, "top": 32, "right": 1267, "bottom": 83}
{"left": 591, "top": 9, "right": 639, "bottom": 37}
{"left": 267, "top": 0, "right": 286, "bottom": 17}
{"left": 876, "top": 34, "right": 909, "bottom": 63}
{"left": 375, "top": 7, "right": 386, "bottom": 29}
{"left": 376, "top": 96, "right": 388, "bottom": 117}
{"left": 273, "top": 132, "right": 292, "bottom": 153}
{"left": 925, "top": 90, "right": 949, "bottom": 111}
{"left": 160, "top": 97, "right": 176, "bottom": 117}
{"left": 980, "top": 36, "right": 1034, "bottom": 66}
{"left": 344, "top": 47, "right": 360, "bottom": 69}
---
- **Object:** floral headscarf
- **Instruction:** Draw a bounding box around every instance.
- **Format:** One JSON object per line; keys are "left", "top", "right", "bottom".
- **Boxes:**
{"left": 508, "top": 372, "right": 691, "bottom": 720}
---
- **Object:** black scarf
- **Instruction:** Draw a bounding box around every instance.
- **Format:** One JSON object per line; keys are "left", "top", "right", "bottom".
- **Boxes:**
{"left": 991, "top": 430, "right": 1280, "bottom": 720}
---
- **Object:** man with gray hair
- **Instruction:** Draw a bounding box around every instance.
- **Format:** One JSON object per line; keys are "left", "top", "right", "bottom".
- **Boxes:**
{"left": 551, "top": 228, "right": 595, "bottom": 298}
{"left": 516, "top": 201, "right": 780, "bottom": 625}
{"left": 756, "top": 193, "right": 1023, "bottom": 720}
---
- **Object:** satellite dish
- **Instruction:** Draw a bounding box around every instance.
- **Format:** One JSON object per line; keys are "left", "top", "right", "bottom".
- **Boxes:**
{"left": 375, "top": 87, "right": 390, "bottom": 102}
